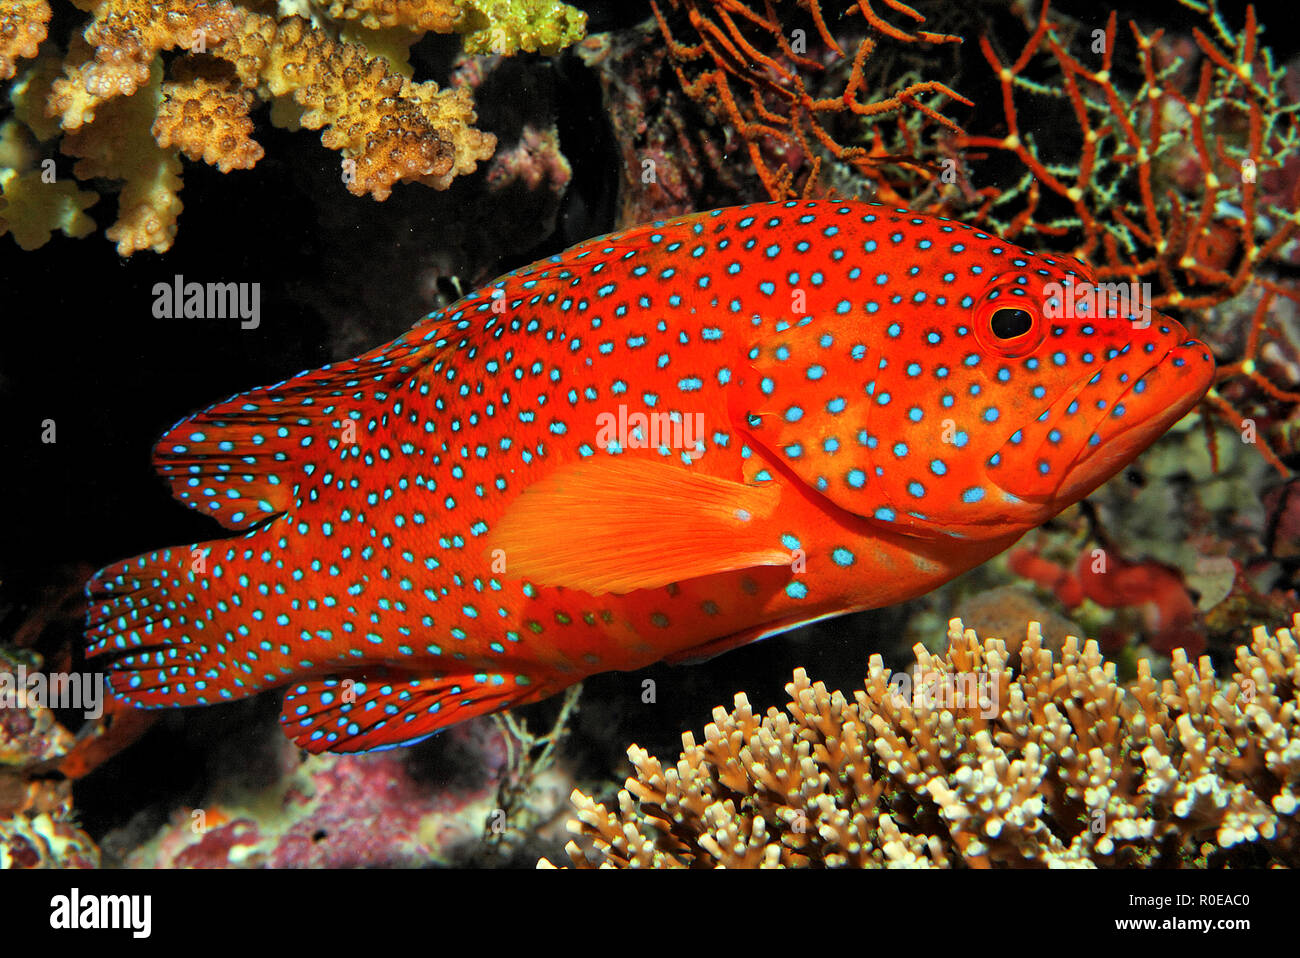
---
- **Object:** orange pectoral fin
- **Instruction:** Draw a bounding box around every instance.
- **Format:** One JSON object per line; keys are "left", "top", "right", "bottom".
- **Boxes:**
{"left": 485, "top": 456, "right": 790, "bottom": 595}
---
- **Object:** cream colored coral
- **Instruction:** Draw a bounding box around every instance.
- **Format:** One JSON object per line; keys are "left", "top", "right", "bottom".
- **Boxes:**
{"left": 547, "top": 615, "right": 1300, "bottom": 868}
{"left": 10, "top": 52, "right": 63, "bottom": 141}
{"left": 0, "top": 118, "right": 97, "bottom": 248}
{"left": 62, "top": 62, "right": 183, "bottom": 255}
{"left": 322, "top": 0, "right": 587, "bottom": 55}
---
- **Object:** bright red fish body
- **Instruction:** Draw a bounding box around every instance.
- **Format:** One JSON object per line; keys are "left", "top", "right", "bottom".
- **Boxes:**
{"left": 86, "top": 200, "right": 1215, "bottom": 753}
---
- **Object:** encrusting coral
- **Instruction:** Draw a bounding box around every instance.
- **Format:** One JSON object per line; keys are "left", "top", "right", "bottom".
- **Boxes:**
{"left": 0, "top": 0, "right": 589, "bottom": 253}
{"left": 545, "top": 614, "right": 1300, "bottom": 867}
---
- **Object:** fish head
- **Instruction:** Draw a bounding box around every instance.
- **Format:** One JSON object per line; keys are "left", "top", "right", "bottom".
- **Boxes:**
{"left": 973, "top": 273, "right": 1216, "bottom": 514}
{"left": 740, "top": 209, "right": 1216, "bottom": 541}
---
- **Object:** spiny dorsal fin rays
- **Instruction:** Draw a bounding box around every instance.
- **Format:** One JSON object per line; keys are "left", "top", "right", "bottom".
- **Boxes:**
{"left": 153, "top": 316, "right": 463, "bottom": 530}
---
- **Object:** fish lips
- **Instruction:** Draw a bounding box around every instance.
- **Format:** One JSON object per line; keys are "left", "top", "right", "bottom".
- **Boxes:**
{"left": 990, "top": 333, "right": 1216, "bottom": 505}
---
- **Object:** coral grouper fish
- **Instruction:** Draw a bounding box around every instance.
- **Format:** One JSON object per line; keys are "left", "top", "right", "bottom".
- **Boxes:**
{"left": 86, "top": 201, "right": 1215, "bottom": 754}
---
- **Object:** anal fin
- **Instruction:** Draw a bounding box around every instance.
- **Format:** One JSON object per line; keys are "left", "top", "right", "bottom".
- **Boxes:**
{"left": 280, "top": 670, "right": 521, "bottom": 754}
{"left": 663, "top": 608, "right": 851, "bottom": 665}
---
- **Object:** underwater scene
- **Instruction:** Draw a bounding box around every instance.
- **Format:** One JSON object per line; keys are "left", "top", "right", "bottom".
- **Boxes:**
{"left": 1, "top": 0, "right": 1299, "bottom": 881}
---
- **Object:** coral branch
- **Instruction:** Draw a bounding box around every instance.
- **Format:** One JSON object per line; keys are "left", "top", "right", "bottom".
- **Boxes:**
{"left": 6, "top": 0, "right": 508, "bottom": 252}
{"left": 548, "top": 615, "right": 1300, "bottom": 868}
{"left": 222, "top": 13, "right": 495, "bottom": 200}
{"left": 61, "top": 61, "right": 184, "bottom": 255}
{"left": 652, "top": 0, "right": 969, "bottom": 200}
{"left": 48, "top": 0, "right": 245, "bottom": 130}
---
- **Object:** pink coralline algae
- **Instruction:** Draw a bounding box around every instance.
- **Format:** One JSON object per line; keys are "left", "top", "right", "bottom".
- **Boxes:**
{"left": 122, "top": 719, "right": 515, "bottom": 867}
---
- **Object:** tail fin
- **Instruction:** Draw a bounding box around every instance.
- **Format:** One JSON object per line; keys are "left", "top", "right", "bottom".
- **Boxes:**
{"left": 85, "top": 543, "right": 240, "bottom": 709}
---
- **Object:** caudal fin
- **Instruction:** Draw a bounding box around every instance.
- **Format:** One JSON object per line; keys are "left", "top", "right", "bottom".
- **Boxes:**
{"left": 85, "top": 543, "right": 239, "bottom": 709}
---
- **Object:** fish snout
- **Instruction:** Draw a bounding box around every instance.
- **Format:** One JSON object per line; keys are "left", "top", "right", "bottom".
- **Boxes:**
{"left": 1056, "top": 322, "right": 1215, "bottom": 499}
{"left": 990, "top": 319, "right": 1215, "bottom": 505}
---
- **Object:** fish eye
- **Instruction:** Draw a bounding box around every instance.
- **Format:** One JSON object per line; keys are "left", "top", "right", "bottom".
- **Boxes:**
{"left": 972, "top": 283, "right": 1044, "bottom": 358}
{"left": 990, "top": 308, "right": 1033, "bottom": 340}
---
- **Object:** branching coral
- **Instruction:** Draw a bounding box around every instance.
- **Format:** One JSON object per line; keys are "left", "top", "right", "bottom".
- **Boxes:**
{"left": 651, "top": 0, "right": 971, "bottom": 200}
{"left": 47, "top": 0, "right": 246, "bottom": 130}
{"left": 61, "top": 60, "right": 186, "bottom": 255}
{"left": 152, "top": 55, "right": 263, "bottom": 173}
{"left": 54, "top": 4, "right": 497, "bottom": 204}
{"left": 0, "top": 115, "right": 97, "bottom": 248}
{"left": 1202, "top": 289, "right": 1300, "bottom": 475}
{"left": 939, "top": 0, "right": 1300, "bottom": 475}
{"left": 546, "top": 615, "right": 1300, "bottom": 867}
{"left": 454, "top": 0, "right": 586, "bottom": 55}
{"left": 957, "top": 1, "right": 1299, "bottom": 311}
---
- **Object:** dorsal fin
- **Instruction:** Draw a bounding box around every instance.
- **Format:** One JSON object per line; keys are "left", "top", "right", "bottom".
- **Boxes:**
{"left": 153, "top": 314, "right": 459, "bottom": 530}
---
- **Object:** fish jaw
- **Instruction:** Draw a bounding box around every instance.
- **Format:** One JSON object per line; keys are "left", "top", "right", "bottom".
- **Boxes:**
{"left": 1050, "top": 334, "right": 1216, "bottom": 503}
{"left": 990, "top": 318, "right": 1216, "bottom": 505}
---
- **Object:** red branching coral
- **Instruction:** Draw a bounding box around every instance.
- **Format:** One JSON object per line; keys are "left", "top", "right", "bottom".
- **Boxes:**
{"left": 952, "top": 0, "right": 1300, "bottom": 474}
{"left": 651, "top": 0, "right": 971, "bottom": 199}
{"left": 1204, "top": 290, "right": 1300, "bottom": 475}
{"left": 959, "top": 2, "right": 1297, "bottom": 307}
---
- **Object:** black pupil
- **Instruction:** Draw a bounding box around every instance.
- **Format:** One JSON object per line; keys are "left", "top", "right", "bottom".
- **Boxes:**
{"left": 990, "top": 308, "right": 1033, "bottom": 339}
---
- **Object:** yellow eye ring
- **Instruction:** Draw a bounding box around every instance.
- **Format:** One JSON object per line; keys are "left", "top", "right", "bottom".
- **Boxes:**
{"left": 973, "top": 285, "right": 1044, "bottom": 358}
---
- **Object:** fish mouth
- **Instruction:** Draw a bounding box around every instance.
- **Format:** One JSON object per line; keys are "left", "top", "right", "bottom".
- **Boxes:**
{"left": 989, "top": 334, "right": 1216, "bottom": 505}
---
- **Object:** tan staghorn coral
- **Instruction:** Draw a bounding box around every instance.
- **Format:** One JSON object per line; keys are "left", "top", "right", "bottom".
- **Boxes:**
{"left": 0, "top": 0, "right": 51, "bottom": 81}
{"left": 456, "top": 0, "right": 586, "bottom": 56}
{"left": 545, "top": 615, "right": 1300, "bottom": 868}
{"left": 234, "top": 13, "right": 495, "bottom": 200}
{"left": 0, "top": 115, "right": 97, "bottom": 249}
{"left": 325, "top": 0, "right": 464, "bottom": 34}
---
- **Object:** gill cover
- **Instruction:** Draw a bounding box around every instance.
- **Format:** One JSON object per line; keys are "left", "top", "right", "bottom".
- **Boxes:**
{"left": 736, "top": 280, "right": 1060, "bottom": 540}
